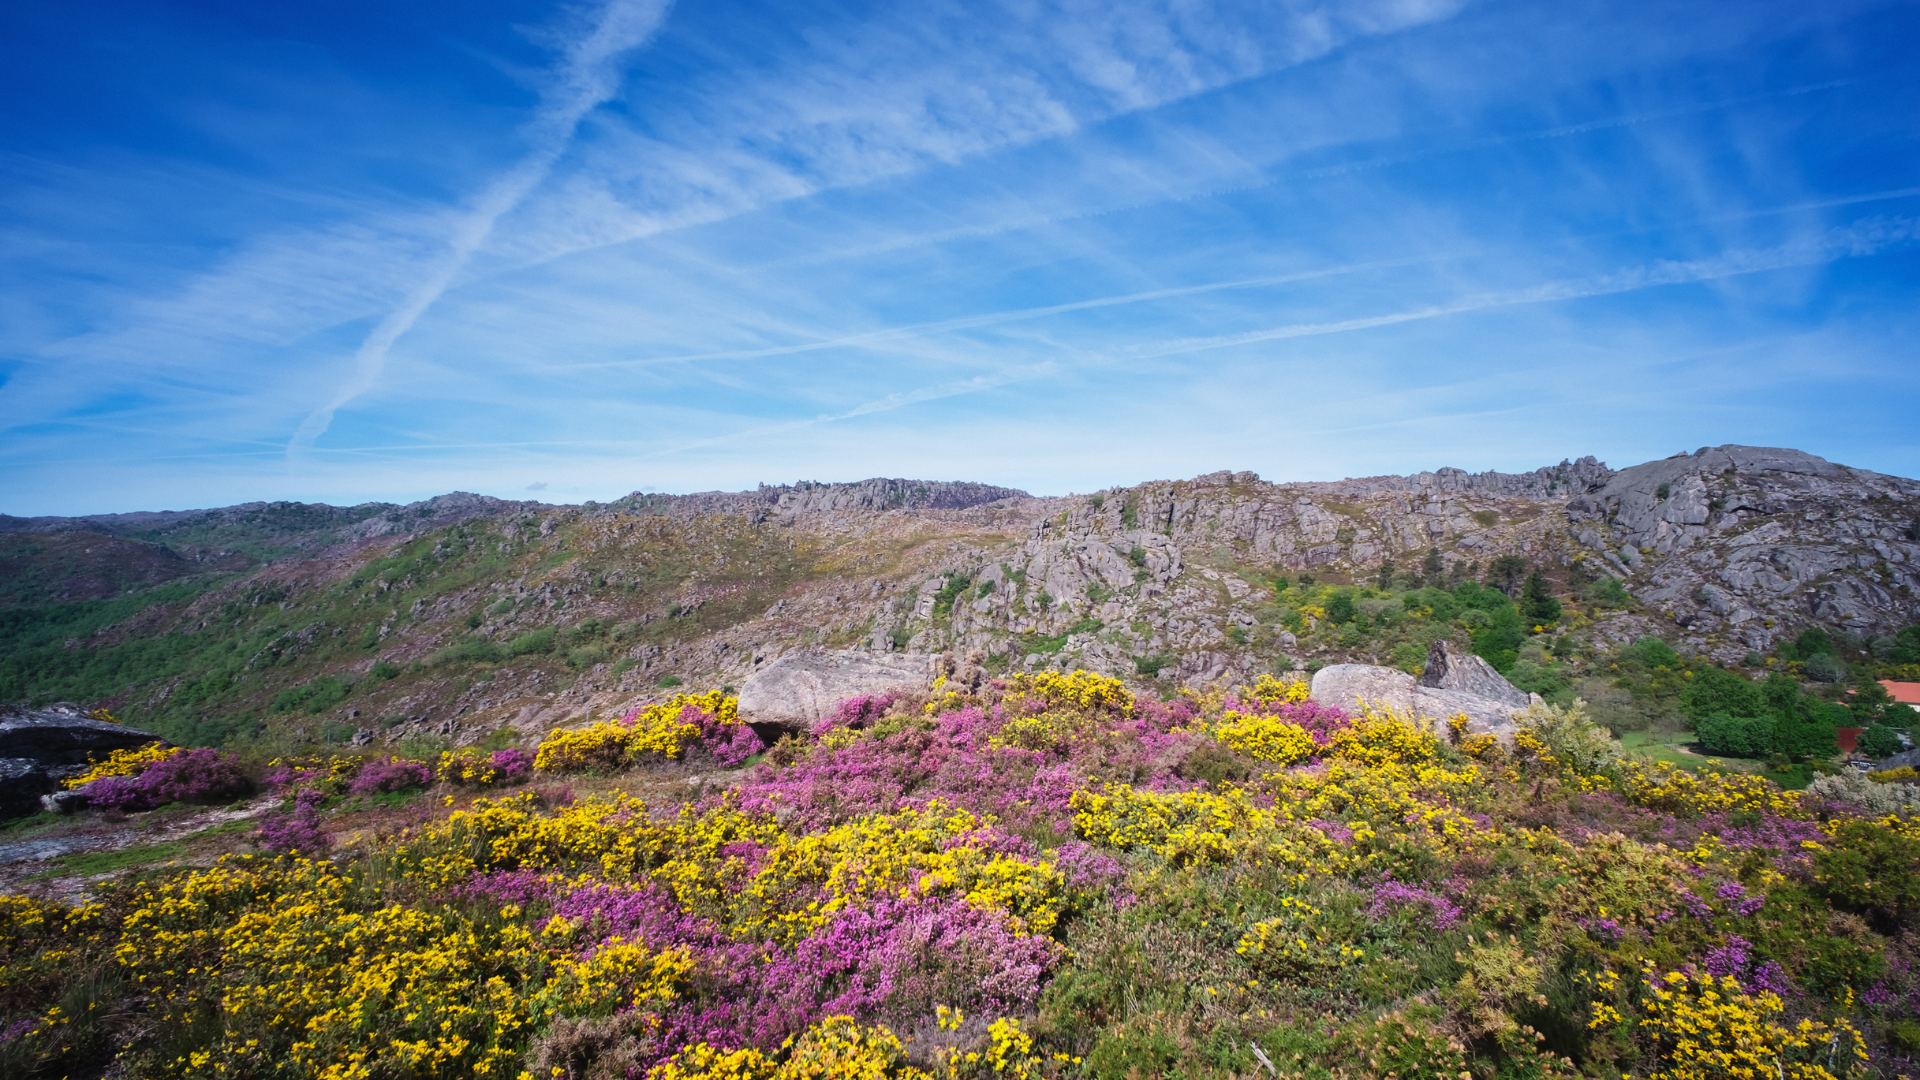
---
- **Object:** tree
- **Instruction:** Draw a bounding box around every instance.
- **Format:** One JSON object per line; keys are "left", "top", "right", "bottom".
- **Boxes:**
{"left": 1849, "top": 679, "right": 1894, "bottom": 724}
{"left": 1455, "top": 582, "right": 1525, "bottom": 671}
{"left": 1697, "top": 711, "right": 1776, "bottom": 757}
{"left": 1782, "top": 626, "right": 1834, "bottom": 661}
{"left": 1891, "top": 625, "right": 1920, "bottom": 666}
{"left": 1859, "top": 724, "right": 1905, "bottom": 759}
{"left": 1567, "top": 557, "right": 1592, "bottom": 600}
{"left": 1587, "top": 577, "right": 1632, "bottom": 608}
{"left": 1680, "top": 668, "right": 1763, "bottom": 725}
{"left": 1620, "top": 635, "right": 1680, "bottom": 671}
{"left": 1805, "top": 652, "right": 1847, "bottom": 683}
{"left": 1422, "top": 546, "right": 1445, "bottom": 583}
{"left": 1519, "top": 572, "right": 1562, "bottom": 629}
{"left": 1486, "top": 555, "right": 1529, "bottom": 597}
{"left": 1327, "top": 592, "right": 1357, "bottom": 625}
{"left": 1377, "top": 560, "right": 1397, "bottom": 590}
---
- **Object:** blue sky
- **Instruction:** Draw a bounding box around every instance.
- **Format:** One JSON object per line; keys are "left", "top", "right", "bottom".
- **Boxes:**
{"left": 2, "top": 0, "right": 1917, "bottom": 514}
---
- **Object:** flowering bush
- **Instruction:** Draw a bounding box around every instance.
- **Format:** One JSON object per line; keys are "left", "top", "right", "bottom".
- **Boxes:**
{"left": 1211, "top": 712, "right": 1317, "bottom": 764}
{"left": 345, "top": 755, "right": 433, "bottom": 795}
{"left": 256, "top": 789, "right": 330, "bottom": 855}
{"left": 84, "top": 748, "right": 248, "bottom": 811}
{"left": 1, "top": 672, "right": 1906, "bottom": 1079}
{"left": 63, "top": 740, "right": 177, "bottom": 788}
{"left": 440, "top": 747, "right": 536, "bottom": 786}
{"left": 535, "top": 691, "right": 753, "bottom": 771}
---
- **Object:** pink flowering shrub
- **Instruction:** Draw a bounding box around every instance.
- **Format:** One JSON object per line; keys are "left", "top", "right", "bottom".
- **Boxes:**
{"left": 346, "top": 756, "right": 433, "bottom": 795}
{"left": 85, "top": 748, "right": 249, "bottom": 811}
{"left": 256, "top": 790, "right": 330, "bottom": 855}
{"left": 6, "top": 669, "right": 1908, "bottom": 1080}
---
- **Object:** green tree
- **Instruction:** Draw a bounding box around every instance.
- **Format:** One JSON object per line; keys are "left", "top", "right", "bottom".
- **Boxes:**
{"left": 1859, "top": 724, "right": 1905, "bottom": 759}
{"left": 1805, "top": 652, "right": 1847, "bottom": 683}
{"left": 1376, "top": 560, "right": 1397, "bottom": 590}
{"left": 1849, "top": 679, "right": 1894, "bottom": 723}
{"left": 1783, "top": 626, "right": 1835, "bottom": 661}
{"left": 1519, "top": 572, "right": 1562, "bottom": 629}
{"left": 1679, "top": 668, "right": 1763, "bottom": 726}
{"left": 1454, "top": 582, "right": 1524, "bottom": 671}
{"left": 1327, "top": 592, "right": 1357, "bottom": 625}
{"left": 1697, "top": 711, "right": 1776, "bottom": 757}
{"left": 1620, "top": 635, "right": 1680, "bottom": 671}
{"left": 1422, "top": 546, "right": 1445, "bottom": 583}
{"left": 1891, "top": 625, "right": 1920, "bottom": 665}
{"left": 1587, "top": 576, "right": 1632, "bottom": 608}
{"left": 1486, "top": 554, "right": 1528, "bottom": 597}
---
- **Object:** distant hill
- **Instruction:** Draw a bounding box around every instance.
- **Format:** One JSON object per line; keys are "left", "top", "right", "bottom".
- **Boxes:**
{"left": 3, "top": 453, "right": 1915, "bottom": 752}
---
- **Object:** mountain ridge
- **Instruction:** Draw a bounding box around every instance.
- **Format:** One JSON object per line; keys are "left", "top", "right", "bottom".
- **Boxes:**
{"left": 3, "top": 446, "right": 1916, "bottom": 753}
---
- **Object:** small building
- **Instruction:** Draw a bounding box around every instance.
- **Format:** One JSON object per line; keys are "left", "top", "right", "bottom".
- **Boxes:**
{"left": 1879, "top": 680, "right": 1920, "bottom": 707}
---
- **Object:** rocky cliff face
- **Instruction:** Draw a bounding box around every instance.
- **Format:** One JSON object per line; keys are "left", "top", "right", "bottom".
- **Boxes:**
{"left": 1565, "top": 446, "right": 1920, "bottom": 649}
{"left": 597, "top": 478, "right": 1030, "bottom": 520}
{"left": 6, "top": 454, "right": 1918, "bottom": 748}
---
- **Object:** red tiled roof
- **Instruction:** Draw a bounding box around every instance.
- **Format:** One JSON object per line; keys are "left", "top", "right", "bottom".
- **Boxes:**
{"left": 1879, "top": 680, "right": 1920, "bottom": 706}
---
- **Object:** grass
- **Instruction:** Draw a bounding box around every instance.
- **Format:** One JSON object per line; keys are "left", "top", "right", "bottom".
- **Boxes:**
{"left": 1618, "top": 731, "right": 1757, "bottom": 774}
{"left": 29, "top": 839, "right": 188, "bottom": 881}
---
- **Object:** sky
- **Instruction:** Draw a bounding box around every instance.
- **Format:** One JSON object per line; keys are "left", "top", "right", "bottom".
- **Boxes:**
{"left": 2, "top": 0, "right": 1917, "bottom": 515}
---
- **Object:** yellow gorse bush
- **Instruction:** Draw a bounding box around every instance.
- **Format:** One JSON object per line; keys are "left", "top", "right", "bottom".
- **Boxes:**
{"left": 731, "top": 800, "right": 1066, "bottom": 940}
{"left": 1617, "top": 760, "right": 1809, "bottom": 819}
{"left": 1004, "top": 670, "right": 1133, "bottom": 715}
{"left": 533, "top": 691, "right": 738, "bottom": 772}
{"left": 63, "top": 740, "right": 177, "bottom": 788}
{"left": 1591, "top": 963, "right": 1867, "bottom": 1080}
{"left": 1071, "top": 784, "right": 1349, "bottom": 871}
{"left": 1234, "top": 896, "right": 1364, "bottom": 975}
{"left": 1328, "top": 706, "right": 1443, "bottom": 767}
{"left": 1212, "top": 712, "right": 1316, "bottom": 765}
{"left": 111, "top": 855, "right": 691, "bottom": 1080}
{"left": 1242, "top": 673, "right": 1312, "bottom": 706}
{"left": 987, "top": 710, "right": 1102, "bottom": 752}
{"left": 437, "top": 749, "right": 502, "bottom": 786}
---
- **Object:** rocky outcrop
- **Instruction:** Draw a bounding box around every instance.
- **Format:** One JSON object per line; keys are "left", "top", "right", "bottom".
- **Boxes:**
{"left": 736, "top": 650, "right": 935, "bottom": 733}
{"left": 1565, "top": 445, "right": 1920, "bottom": 649}
{"left": 1310, "top": 662, "right": 1531, "bottom": 740}
{"left": 602, "top": 478, "right": 1030, "bottom": 520}
{"left": 1420, "top": 640, "right": 1530, "bottom": 707}
{"left": 0, "top": 704, "right": 164, "bottom": 819}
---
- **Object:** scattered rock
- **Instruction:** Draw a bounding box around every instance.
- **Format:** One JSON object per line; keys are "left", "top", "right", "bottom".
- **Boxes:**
{"left": 1310, "top": 664, "right": 1526, "bottom": 740}
{"left": 1419, "top": 640, "right": 1530, "bottom": 707}
{"left": 737, "top": 650, "right": 935, "bottom": 733}
{"left": 0, "top": 703, "right": 165, "bottom": 820}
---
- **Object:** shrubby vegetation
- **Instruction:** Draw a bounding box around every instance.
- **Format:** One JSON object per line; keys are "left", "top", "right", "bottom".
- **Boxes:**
{"left": 4, "top": 672, "right": 1918, "bottom": 1078}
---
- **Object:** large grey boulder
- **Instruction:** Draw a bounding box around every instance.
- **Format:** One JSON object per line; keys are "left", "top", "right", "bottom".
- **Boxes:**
{"left": 0, "top": 703, "right": 165, "bottom": 819}
{"left": 1310, "top": 663, "right": 1529, "bottom": 740}
{"left": 1419, "top": 640, "right": 1531, "bottom": 708}
{"left": 737, "top": 650, "right": 936, "bottom": 733}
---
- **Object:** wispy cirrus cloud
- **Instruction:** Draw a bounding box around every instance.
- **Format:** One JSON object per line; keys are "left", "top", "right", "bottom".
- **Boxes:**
{"left": 286, "top": 0, "right": 677, "bottom": 457}
{"left": 2, "top": 0, "right": 1918, "bottom": 514}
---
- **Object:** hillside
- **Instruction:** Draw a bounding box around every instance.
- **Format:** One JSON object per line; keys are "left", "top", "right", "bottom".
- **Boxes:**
{"left": 3, "top": 448, "right": 1918, "bottom": 754}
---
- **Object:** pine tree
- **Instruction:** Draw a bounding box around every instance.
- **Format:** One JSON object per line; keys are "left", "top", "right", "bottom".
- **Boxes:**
{"left": 1520, "top": 571, "right": 1562, "bottom": 628}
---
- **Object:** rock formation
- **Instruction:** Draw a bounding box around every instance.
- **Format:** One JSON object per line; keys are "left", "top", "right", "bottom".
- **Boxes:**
{"left": 1419, "top": 640, "right": 1531, "bottom": 707}
{"left": 736, "top": 650, "right": 935, "bottom": 735}
{"left": 0, "top": 704, "right": 164, "bottom": 819}
{"left": 1310, "top": 648, "right": 1535, "bottom": 740}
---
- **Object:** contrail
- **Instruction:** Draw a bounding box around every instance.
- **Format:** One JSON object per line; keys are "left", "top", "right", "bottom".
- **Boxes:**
{"left": 553, "top": 255, "right": 1435, "bottom": 371}
{"left": 1133, "top": 216, "right": 1920, "bottom": 358}
{"left": 287, "top": 0, "right": 674, "bottom": 461}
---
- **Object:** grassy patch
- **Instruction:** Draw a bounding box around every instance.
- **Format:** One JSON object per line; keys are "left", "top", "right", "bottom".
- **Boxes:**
{"left": 30, "top": 839, "right": 188, "bottom": 881}
{"left": 1619, "top": 731, "right": 1757, "bottom": 774}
